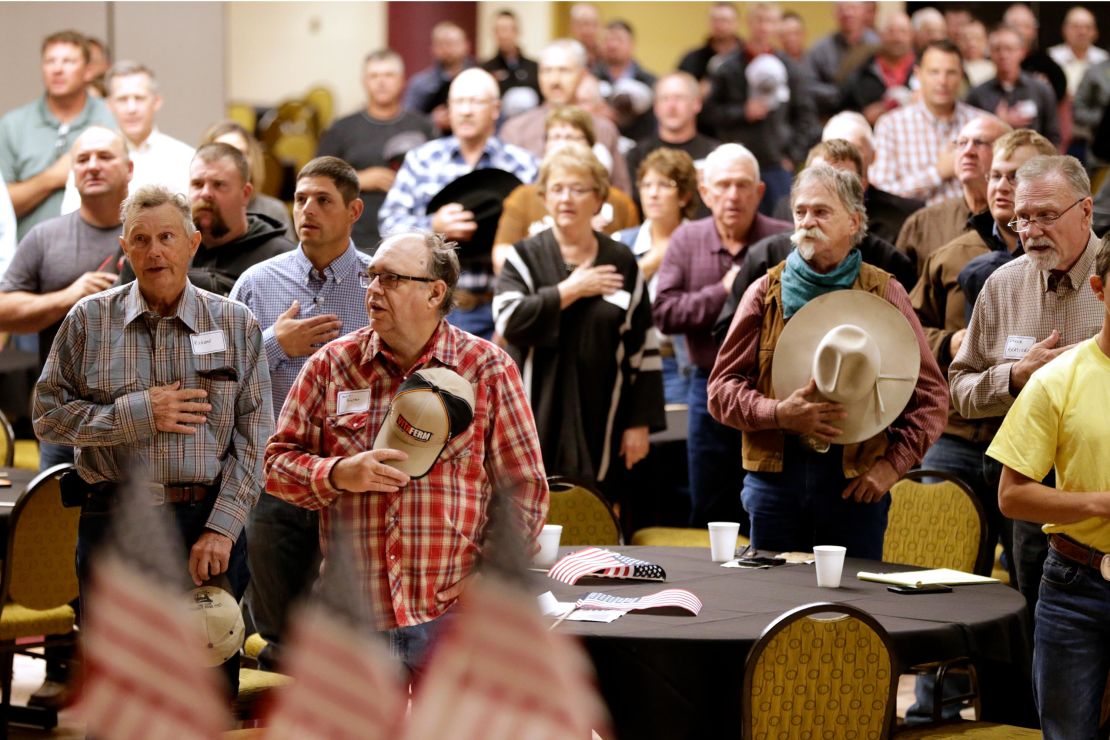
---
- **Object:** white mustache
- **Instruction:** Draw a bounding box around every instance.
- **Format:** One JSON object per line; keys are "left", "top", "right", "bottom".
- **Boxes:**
{"left": 790, "top": 227, "right": 828, "bottom": 247}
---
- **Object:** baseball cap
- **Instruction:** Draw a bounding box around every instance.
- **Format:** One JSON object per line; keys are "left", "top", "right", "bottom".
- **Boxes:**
{"left": 373, "top": 367, "right": 476, "bottom": 479}
{"left": 186, "top": 585, "right": 246, "bottom": 667}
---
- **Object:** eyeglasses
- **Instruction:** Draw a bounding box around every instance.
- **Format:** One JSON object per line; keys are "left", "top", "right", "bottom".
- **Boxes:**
{"left": 1008, "top": 197, "right": 1086, "bottom": 233}
{"left": 954, "top": 137, "right": 992, "bottom": 150}
{"left": 359, "top": 270, "right": 437, "bottom": 289}
{"left": 546, "top": 184, "right": 596, "bottom": 198}
{"left": 640, "top": 179, "right": 679, "bottom": 192}
{"left": 448, "top": 96, "right": 495, "bottom": 108}
{"left": 987, "top": 171, "right": 1018, "bottom": 186}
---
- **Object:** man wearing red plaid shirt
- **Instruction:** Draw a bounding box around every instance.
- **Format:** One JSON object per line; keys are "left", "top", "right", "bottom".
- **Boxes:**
{"left": 264, "top": 230, "right": 548, "bottom": 675}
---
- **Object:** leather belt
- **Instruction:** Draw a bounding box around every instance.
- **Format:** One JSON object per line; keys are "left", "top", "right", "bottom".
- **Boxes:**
{"left": 89, "top": 481, "right": 216, "bottom": 506}
{"left": 453, "top": 289, "right": 494, "bottom": 312}
{"left": 1049, "top": 533, "right": 1110, "bottom": 580}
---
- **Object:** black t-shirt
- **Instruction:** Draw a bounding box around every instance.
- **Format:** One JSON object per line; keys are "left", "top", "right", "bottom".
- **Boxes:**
{"left": 316, "top": 109, "right": 436, "bottom": 251}
{"left": 625, "top": 133, "right": 719, "bottom": 218}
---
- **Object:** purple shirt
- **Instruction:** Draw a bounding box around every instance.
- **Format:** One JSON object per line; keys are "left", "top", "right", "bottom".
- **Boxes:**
{"left": 653, "top": 213, "right": 791, "bottom": 370}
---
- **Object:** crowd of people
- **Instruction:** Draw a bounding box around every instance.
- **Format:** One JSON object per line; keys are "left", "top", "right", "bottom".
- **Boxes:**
{"left": 3, "top": 3, "right": 1110, "bottom": 735}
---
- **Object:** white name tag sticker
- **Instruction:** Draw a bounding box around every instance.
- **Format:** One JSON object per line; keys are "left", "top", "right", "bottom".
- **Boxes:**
{"left": 1003, "top": 335, "right": 1036, "bottom": 360}
{"left": 603, "top": 289, "right": 631, "bottom": 311}
{"left": 190, "top": 330, "right": 226, "bottom": 356}
{"left": 336, "top": 389, "right": 371, "bottom": 415}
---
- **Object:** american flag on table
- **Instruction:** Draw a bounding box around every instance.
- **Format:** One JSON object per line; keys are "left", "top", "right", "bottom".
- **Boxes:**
{"left": 77, "top": 475, "right": 232, "bottom": 740}
{"left": 547, "top": 547, "right": 667, "bottom": 584}
{"left": 261, "top": 523, "right": 407, "bottom": 740}
{"left": 577, "top": 589, "right": 703, "bottom": 615}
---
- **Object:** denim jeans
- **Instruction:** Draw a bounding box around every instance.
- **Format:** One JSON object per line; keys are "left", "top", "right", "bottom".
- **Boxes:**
{"left": 1033, "top": 549, "right": 1110, "bottom": 739}
{"left": 388, "top": 613, "right": 453, "bottom": 680}
{"left": 244, "top": 493, "right": 321, "bottom": 671}
{"left": 686, "top": 369, "right": 747, "bottom": 529}
{"left": 661, "top": 335, "right": 692, "bottom": 406}
{"left": 741, "top": 436, "right": 890, "bottom": 560}
{"left": 1014, "top": 518, "right": 1050, "bottom": 617}
{"left": 447, "top": 303, "right": 494, "bottom": 340}
{"left": 76, "top": 492, "right": 250, "bottom": 701}
{"left": 38, "top": 441, "right": 74, "bottom": 471}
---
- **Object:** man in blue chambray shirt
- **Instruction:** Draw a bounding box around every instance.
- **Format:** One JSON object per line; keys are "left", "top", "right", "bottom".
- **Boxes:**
{"left": 379, "top": 68, "right": 536, "bottom": 339}
{"left": 229, "top": 156, "right": 371, "bottom": 671}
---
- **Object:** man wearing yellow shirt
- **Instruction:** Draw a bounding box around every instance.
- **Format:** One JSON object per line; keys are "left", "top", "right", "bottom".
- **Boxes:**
{"left": 992, "top": 233, "right": 1110, "bottom": 739}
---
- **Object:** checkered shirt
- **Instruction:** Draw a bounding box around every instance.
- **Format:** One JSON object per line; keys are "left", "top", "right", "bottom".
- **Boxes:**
{"left": 264, "top": 321, "right": 548, "bottom": 629}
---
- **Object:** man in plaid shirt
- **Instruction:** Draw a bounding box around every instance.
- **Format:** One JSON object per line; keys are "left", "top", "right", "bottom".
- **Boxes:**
{"left": 265, "top": 231, "right": 548, "bottom": 675}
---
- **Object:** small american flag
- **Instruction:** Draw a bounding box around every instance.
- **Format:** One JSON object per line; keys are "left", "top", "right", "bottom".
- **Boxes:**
{"left": 260, "top": 604, "right": 407, "bottom": 740}
{"left": 548, "top": 548, "right": 667, "bottom": 584}
{"left": 401, "top": 578, "right": 611, "bottom": 740}
{"left": 576, "top": 589, "right": 703, "bottom": 615}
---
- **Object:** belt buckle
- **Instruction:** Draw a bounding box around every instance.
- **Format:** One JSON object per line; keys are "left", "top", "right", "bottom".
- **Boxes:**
{"left": 148, "top": 482, "right": 166, "bottom": 505}
{"left": 1100, "top": 554, "right": 1110, "bottom": 581}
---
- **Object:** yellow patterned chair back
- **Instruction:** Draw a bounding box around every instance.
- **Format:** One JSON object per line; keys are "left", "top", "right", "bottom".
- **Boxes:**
{"left": 4, "top": 464, "right": 80, "bottom": 611}
{"left": 883, "top": 470, "right": 989, "bottom": 575}
{"left": 743, "top": 602, "right": 896, "bottom": 740}
{"left": 546, "top": 476, "right": 622, "bottom": 546}
{"left": 0, "top": 410, "right": 13, "bottom": 467}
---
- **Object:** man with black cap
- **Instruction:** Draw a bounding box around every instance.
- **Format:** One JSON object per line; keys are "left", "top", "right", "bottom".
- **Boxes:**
{"left": 265, "top": 230, "right": 548, "bottom": 677}
{"left": 379, "top": 68, "right": 536, "bottom": 339}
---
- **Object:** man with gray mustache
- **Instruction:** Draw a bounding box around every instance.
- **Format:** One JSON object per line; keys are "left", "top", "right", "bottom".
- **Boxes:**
{"left": 950, "top": 154, "right": 1103, "bottom": 618}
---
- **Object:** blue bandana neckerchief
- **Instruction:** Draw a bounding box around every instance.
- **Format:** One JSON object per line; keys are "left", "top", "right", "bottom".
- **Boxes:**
{"left": 781, "top": 248, "right": 862, "bottom": 319}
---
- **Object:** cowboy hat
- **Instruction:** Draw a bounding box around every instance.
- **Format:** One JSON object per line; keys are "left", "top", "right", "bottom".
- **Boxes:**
{"left": 771, "top": 291, "right": 919, "bottom": 444}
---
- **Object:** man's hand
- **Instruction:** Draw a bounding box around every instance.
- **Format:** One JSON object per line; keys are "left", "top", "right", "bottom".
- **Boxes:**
{"left": 721, "top": 265, "right": 741, "bottom": 292}
{"left": 274, "top": 300, "right": 343, "bottom": 357}
{"left": 996, "top": 100, "right": 1034, "bottom": 129}
{"left": 149, "top": 381, "right": 210, "bottom": 434}
{"left": 330, "top": 448, "right": 411, "bottom": 493}
{"left": 841, "top": 459, "right": 898, "bottom": 504}
{"left": 357, "top": 166, "right": 396, "bottom": 193}
{"left": 436, "top": 573, "right": 473, "bottom": 604}
{"left": 65, "top": 271, "right": 117, "bottom": 303}
{"left": 936, "top": 145, "right": 956, "bottom": 180}
{"left": 1010, "top": 330, "right": 1070, "bottom": 393}
{"left": 948, "top": 328, "right": 967, "bottom": 360}
{"left": 620, "top": 426, "right": 650, "bottom": 469}
{"left": 431, "top": 202, "right": 478, "bottom": 241}
{"left": 774, "top": 378, "right": 846, "bottom": 442}
{"left": 558, "top": 262, "right": 624, "bottom": 306}
{"left": 44, "top": 153, "right": 73, "bottom": 189}
{"left": 188, "top": 530, "right": 233, "bottom": 586}
{"left": 745, "top": 97, "right": 770, "bottom": 122}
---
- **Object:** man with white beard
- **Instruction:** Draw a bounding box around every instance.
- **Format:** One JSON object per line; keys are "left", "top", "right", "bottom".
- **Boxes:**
{"left": 950, "top": 154, "right": 1104, "bottom": 617}
{"left": 707, "top": 165, "right": 947, "bottom": 558}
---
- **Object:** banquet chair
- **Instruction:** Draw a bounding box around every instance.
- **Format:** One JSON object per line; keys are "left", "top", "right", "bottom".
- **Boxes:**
{"left": 0, "top": 411, "right": 13, "bottom": 467}
{"left": 884, "top": 470, "right": 991, "bottom": 576}
{"left": 630, "top": 526, "right": 749, "bottom": 550}
{"left": 546, "top": 476, "right": 622, "bottom": 546}
{"left": 234, "top": 667, "right": 293, "bottom": 724}
{"left": 0, "top": 464, "right": 79, "bottom": 733}
{"left": 743, "top": 602, "right": 897, "bottom": 740}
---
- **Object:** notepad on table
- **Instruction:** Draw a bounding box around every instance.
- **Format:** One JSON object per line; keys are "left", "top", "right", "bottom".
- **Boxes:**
{"left": 856, "top": 568, "right": 1000, "bottom": 588}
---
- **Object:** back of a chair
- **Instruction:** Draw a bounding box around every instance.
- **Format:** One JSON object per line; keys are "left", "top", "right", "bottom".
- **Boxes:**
{"left": 743, "top": 602, "right": 897, "bottom": 740}
{"left": 546, "top": 476, "right": 623, "bottom": 546}
{"left": 0, "top": 410, "right": 13, "bottom": 467}
{"left": 883, "top": 469, "right": 990, "bottom": 576}
{"left": 2, "top": 464, "right": 80, "bottom": 610}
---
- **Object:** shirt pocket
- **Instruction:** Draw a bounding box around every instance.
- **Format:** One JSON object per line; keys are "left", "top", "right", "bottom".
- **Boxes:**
{"left": 323, "top": 413, "right": 372, "bottom": 457}
{"left": 198, "top": 376, "right": 238, "bottom": 451}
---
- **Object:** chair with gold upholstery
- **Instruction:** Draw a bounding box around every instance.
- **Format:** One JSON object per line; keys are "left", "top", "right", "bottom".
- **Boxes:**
{"left": 883, "top": 470, "right": 990, "bottom": 576}
{"left": 0, "top": 411, "right": 13, "bottom": 467}
{"left": 234, "top": 667, "right": 293, "bottom": 724}
{"left": 546, "top": 476, "right": 622, "bottom": 546}
{"left": 631, "top": 526, "right": 750, "bottom": 551}
{"left": 0, "top": 464, "right": 79, "bottom": 732}
{"left": 743, "top": 602, "right": 898, "bottom": 740}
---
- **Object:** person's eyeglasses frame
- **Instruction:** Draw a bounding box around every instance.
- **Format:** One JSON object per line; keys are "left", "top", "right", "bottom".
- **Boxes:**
{"left": 359, "top": 270, "right": 438, "bottom": 289}
{"left": 1007, "top": 197, "right": 1087, "bottom": 233}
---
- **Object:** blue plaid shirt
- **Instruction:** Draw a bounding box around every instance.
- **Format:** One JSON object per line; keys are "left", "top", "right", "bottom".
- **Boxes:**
{"left": 229, "top": 242, "right": 372, "bottom": 413}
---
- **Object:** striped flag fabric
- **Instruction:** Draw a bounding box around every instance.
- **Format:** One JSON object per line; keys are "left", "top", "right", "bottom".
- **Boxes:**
{"left": 547, "top": 547, "right": 667, "bottom": 584}
{"left": 576, "top": 589, "right": 703, "bottom": 615}
{"left": 79, "top": 554, "right": 232, "bottom": 740}
{"left": 259, "top": 603, "right": 407, "bottom": 740}
{"left": 400, "top": 577, "right": 611, "bottom": 740}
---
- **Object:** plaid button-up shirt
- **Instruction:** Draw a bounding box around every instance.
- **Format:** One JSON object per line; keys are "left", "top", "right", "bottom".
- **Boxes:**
{"left": 32, "top": 281, "right": 274, "bottom": 540}
{"left": 869, "top": 101, "right": 986, "bottom": 206}
{"left": 264, "top": 321, "right": 548, "bottom": 629}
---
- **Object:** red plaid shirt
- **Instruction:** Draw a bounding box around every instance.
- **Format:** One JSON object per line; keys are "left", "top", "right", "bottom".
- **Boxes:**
{"left": 265, "top": 321, "right": 548, "bottom": 629}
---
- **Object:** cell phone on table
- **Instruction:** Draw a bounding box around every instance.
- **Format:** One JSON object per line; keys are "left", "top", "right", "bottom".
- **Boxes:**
{"left": 887, "top": 584, "right": 953, "bottom": 594}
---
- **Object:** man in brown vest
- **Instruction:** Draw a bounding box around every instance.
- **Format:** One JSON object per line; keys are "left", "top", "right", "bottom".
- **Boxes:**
{"left": 707, "top": 165, "right": 948, "bottom": 558}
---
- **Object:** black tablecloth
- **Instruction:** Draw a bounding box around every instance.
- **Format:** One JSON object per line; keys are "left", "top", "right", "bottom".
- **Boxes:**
{"left": 539, "top": 546, "right": 1032, "bottom": 739}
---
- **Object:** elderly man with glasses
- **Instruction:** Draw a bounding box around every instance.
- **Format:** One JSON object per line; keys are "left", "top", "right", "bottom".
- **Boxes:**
{"left": 950, "top": 154, "right": 1104, "bottom": 620}
{"left": 265, "top": 228, "right": 548, "bottom": 677}
{"left": 228, "top": 156, "right": 370, "bottom": 672}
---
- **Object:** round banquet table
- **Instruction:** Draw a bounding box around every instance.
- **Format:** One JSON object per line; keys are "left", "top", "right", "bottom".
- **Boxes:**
{"left": 540, "top": 546, "right": 1033, "bottom": 739}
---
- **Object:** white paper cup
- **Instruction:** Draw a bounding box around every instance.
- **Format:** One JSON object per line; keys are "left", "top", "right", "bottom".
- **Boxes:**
{"left": 535, "top": 524, "right": 563, "bottom": 568}
{"left": 708, "top": 521, "right": 741, "bottom": 562}
{"left": 814, "top": 545, "right": 847, "bottom": 588}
